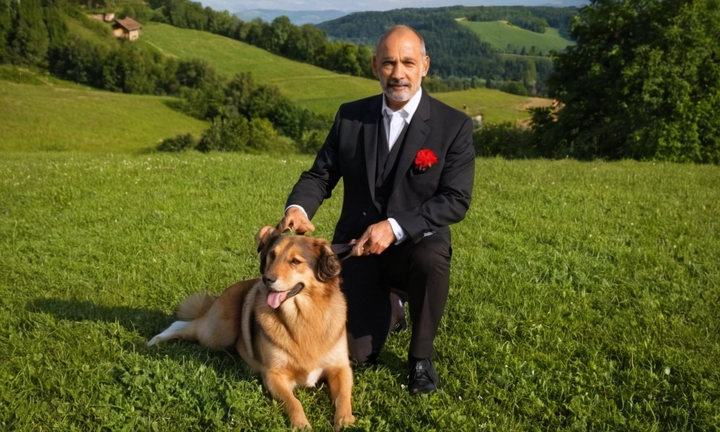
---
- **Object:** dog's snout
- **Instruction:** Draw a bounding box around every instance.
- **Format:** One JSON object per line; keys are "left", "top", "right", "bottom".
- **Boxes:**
{"left": 262, "top": 274, "right": 276, "bottom": 286}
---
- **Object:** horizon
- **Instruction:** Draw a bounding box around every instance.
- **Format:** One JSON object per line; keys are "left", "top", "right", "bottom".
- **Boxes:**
{"left": 204, "top": 0, "right": 588, "bottom": 14}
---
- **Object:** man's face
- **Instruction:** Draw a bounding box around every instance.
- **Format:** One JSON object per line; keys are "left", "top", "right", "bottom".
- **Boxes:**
{"left": 372, "top": 29, "right": 430, "bottom": 110}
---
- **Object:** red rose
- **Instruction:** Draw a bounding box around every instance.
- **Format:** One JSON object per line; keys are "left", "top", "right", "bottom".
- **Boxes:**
{"left": 414, "top": 149, "right": 438, "bottom": 171}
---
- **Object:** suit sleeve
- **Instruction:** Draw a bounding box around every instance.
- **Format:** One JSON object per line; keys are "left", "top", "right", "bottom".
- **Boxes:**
{"left": 285, "top": 109, "right": 343, "bottom": 219}
{"left": 393, "top": 115, "right": 476, "bottom": 243}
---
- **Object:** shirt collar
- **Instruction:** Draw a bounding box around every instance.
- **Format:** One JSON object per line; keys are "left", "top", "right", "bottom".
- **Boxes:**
{"left": 382, "top": 87, "right": 423, "bottom": 123}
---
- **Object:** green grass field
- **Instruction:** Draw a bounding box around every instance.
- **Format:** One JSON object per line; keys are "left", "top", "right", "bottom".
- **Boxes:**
{"left": 459, "top": 20, "right": 574, "bottom": 55}
{"left": 1, "top": 151, "right": 719, "bottom": 430}
{"left": 139, "top": 22, "right": 548, "bottom": 122}
{"left": 0, "top": 67, "right": 208, "bottom": 153}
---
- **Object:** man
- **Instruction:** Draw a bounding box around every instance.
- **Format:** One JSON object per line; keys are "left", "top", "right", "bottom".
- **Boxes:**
{"left": 277, "top": 25, "right": 475, "bottom": 394}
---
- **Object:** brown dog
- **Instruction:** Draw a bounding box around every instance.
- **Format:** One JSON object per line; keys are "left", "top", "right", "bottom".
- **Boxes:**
{"left": 147, "top": 227, "right": 355, "bottom": 431}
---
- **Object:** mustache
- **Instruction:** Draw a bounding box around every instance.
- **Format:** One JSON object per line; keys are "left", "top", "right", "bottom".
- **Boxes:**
{"left": 387, "top": 79, "right": 411, "bottom": 87}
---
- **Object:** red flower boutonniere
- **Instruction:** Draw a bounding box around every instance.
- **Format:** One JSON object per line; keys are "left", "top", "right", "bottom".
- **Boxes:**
{"left": 414, "top": 149, "right": 438, "bottom": 171}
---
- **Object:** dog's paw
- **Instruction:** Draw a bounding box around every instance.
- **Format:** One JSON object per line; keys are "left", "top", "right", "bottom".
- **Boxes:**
{"left": 334, "top": 414, "right": 356, "bottom": 431}
{"left": 146, "top": 335, "right": 160, "bottom": 347}
{"left": 290, "top": 421, "right": 311, "bottom": 430}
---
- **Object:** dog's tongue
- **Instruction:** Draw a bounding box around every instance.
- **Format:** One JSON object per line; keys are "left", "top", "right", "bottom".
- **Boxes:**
{"left": 267, "top": 291, "right": 288, "bottom": 309}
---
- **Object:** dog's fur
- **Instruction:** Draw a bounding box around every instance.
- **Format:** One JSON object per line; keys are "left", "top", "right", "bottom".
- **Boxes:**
{"left": 147, "top": 227, "right": 355, "bottom": 431}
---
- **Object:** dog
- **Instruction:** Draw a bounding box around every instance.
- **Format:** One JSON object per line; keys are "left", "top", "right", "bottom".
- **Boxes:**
{"left": 147, "top": 226, "right": 355, "bottom": 431}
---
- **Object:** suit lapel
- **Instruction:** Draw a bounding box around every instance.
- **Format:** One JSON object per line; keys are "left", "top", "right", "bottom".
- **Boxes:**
{"left": 363, "top": 96, "right": 383, "bottom": 211}
{"left": 391, "top": 91, "right": 431, "bottom": 193}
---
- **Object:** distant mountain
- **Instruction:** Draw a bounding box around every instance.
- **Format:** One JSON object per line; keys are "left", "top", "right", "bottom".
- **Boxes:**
{"left": 541, "top": 0, "right": 587, "bottom": 5}
{"left": 234, "top": 9, "right": 349, "bottom": 25}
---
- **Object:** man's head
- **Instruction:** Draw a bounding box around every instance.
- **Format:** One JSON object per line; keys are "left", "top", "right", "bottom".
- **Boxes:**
{"left": 372, "top": 25, "right": 430, "bottom": 110}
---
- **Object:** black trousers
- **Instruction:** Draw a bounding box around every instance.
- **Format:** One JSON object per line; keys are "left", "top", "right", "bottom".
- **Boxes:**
{"left": 340, "top": 234, "right": 452, "bottom": 362}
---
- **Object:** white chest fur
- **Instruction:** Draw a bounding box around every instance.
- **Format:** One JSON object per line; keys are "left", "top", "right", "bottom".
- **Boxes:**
{"left": 302, "top": 368, "right": 324, "bottom": 387}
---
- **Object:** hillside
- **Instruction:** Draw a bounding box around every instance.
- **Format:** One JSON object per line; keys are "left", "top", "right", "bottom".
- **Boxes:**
{"left": 140, "top": 22, "right": 549, "bottom": 123}
{"left": 459, "top": 20, "right": 574, "bottom": 55}
{"left": 0, "top": 67, "right": 207, "bottom": 153}
{"left": 140, "top": 22, "right": 378, "bottom": 117}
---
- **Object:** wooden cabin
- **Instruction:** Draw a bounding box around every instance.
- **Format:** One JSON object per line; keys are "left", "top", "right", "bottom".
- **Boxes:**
{"left": 112, "top": 17, "right": 142, "bottom": 41}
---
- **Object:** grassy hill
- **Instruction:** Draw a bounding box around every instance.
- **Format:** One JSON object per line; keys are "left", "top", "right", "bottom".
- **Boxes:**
{"left": 140, "top": 22, "right": 551, "bottom": 123}
{"left": 459, "top": 20, "right": 574, "bottom": 55}
{"left": 140, "top": 22, "right": 378, "bottom": 117}
{"left": 0, "top": 66, "right": 207, "bottom": 153}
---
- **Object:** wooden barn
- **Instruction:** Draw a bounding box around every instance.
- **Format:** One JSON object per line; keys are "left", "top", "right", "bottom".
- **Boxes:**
{"left": 112, "top": 17, "right": 142, "bottom": 41}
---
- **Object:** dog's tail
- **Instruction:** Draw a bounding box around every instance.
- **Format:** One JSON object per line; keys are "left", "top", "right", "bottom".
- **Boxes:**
{"left": 177, "top": 292, "right": 216, "bottom": 320}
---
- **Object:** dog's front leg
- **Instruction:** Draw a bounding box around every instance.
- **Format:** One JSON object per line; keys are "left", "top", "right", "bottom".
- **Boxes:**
{"left": 263, "top": 370, "right": 311, "bottom": 430}
{"left": 326, "top": 365, "right": 355, "bottom": 431}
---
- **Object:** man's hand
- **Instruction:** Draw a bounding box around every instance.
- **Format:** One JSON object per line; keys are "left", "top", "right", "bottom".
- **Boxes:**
{"left": 351, "top": 220, "right": 396, "bottom": 256}
{"left": 277, "top": 206, "right": 315, "bottom": 234}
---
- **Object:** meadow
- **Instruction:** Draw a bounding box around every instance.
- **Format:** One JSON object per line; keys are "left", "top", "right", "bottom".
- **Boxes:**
{"left": 459, "top": 20, "right": 574, "bottom": 55}
{"left": 0, "top": 67, "right": 208, "bottom": 153}
{"left": 1, "top": 150, "right": 718, "bottom": 431}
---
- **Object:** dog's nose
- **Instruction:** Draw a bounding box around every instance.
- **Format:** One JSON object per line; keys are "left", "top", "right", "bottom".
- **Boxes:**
{"left": 262, "top": 275, "right": 276, "bottom": 286}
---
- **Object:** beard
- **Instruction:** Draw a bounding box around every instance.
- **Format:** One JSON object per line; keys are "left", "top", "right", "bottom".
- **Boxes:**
{"left": 381, "top": 78, "right": 417, "bottom": 104}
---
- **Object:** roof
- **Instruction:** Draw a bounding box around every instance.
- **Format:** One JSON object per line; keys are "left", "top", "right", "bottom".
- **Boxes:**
{"left": 113, "top": 17, "right": 143, "bottom": 32}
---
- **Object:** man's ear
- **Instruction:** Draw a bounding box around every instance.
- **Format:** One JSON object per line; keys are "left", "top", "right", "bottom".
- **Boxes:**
{"left": 316, "top": 241, "right": 341, "bottom": 282}
{"left": 422, "top": 55, "right": 430, "bottom": 77}
{"left": 372, "top": 55, "right": 379, "bottom": 78}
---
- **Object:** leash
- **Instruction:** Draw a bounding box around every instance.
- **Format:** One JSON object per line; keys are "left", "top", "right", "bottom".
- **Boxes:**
{"left": 331, "top": 243, "right": 355, "bottom": 262}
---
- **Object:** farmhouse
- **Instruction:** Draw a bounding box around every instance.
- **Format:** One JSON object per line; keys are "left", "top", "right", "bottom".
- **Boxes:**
{"left": 112, "top": 17, "right": 143, "bottom": 41}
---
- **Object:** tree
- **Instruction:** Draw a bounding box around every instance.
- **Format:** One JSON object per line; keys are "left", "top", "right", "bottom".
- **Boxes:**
{"left": 11, "top": 0, "right": 49, "bottom": 65}
{"left": 0, "top": 0, "right": 12, "bottom": 63}
{"left": 539, "top": 0, "right": 720, "bottom": 163}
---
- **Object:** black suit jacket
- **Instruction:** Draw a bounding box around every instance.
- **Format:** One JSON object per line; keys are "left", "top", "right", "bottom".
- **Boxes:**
{"left": 287, "top": 90, "right": 475, "bottom": 245}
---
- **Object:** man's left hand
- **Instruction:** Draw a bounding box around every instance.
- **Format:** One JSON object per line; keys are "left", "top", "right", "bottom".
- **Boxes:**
{"left": 351, "top": 220, "right": 396, "bottom": 256}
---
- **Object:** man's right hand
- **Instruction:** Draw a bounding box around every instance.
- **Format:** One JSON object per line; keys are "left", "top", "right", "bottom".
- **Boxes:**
{"left": 277, "top": 206, "right": 315, "bottom": 235}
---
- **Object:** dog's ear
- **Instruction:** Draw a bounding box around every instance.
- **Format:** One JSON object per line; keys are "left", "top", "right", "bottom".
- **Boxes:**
{"left": 316, "top": 240, "right": 341, "bottom": 282}
{"left": 256, "top": 226, "right": 280, "bottom": 253}
{"left": 256, "top": 226, "right": 281, "bottom": 274}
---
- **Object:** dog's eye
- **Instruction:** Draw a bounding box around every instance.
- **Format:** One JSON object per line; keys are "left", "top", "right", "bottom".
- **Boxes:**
{"left": 291, "top": 258, "right": 301, "bottom": 265}
{"left": 268, "top": 251, "right": 276, "bottom": 261}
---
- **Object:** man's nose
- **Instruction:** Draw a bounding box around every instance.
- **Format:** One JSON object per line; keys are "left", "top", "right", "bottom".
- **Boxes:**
{"left": 390, "top": 63, "right": 405, "bottom": 80}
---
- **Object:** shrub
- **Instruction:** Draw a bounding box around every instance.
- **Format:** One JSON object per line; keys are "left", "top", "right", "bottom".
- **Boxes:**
{"left": 473, "top": 121, "right": 536, "bottom": 159}
{"left": 156, "top": 133, "right": 197, "bottom": 152}
{"left": 297, "top": 129, "right": 326, "bottom": 154}
{"left": 195, "top": 117, "right": 280, "bottom": 153}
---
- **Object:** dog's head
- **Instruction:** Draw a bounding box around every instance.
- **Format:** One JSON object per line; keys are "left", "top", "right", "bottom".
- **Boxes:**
{"left": 255, "top": 226, "right": 341, "bottom": 309}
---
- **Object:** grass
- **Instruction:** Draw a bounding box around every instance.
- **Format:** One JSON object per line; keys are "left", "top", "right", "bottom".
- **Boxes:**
{"left": 139, "top": 22, "right": 548, "bottom": 122}
{"left": 429, "top": 87, "right": 552, "bottom": 124}
{"left": 1, "top": 151, "right": 719, "bottom": 430}
{"left": 0, "top": 67, "right": 208, "bottom": 153}
{"left": 459, "top": 20, "right": 574, "bottom": 55}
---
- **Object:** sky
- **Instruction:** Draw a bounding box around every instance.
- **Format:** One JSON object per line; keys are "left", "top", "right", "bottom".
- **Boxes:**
{"left": 203, "top": 0, "right": 583, "bottom": 14}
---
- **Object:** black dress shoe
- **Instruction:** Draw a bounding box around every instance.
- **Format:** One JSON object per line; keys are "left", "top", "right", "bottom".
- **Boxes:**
{"left": 408, "top": 357, "right": 438, "bottom": 395}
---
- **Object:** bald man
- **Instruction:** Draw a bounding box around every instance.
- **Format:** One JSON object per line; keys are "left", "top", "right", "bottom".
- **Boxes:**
{"left": 279, "top": 25, "right": 475, "bottom": 395}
